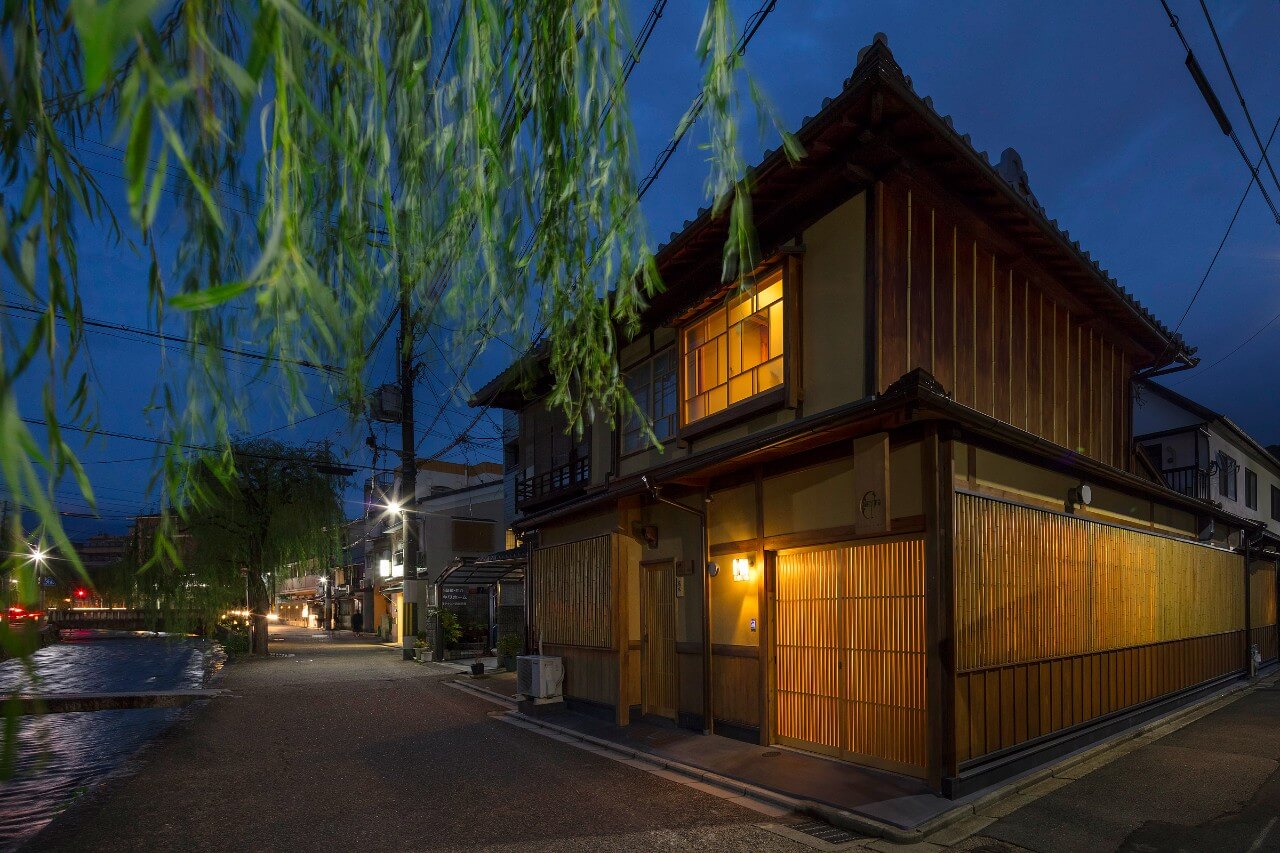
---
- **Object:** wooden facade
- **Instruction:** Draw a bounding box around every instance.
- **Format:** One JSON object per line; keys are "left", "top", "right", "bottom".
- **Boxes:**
{"left": 953, "top": 493, "right": 1246, "bottom": 764}
{"left": 501, "top": 38, "right": 1266, "bottom": 800}
{"left": 876, "top": 176, "right": 1133, "bottom": 470}
{"left": 1250, "top": 559, "right": 1278, "bottom": 664}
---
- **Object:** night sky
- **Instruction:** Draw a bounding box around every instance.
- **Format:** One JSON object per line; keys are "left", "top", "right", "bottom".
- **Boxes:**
{"left": 11, "top": 1, "right": 1279, "bottom": 538}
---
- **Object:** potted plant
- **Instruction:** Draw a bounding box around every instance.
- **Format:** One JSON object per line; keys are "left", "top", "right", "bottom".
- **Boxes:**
{"left": 413, "top": 631, "right": 430, "bottom": 662}
{"left": 496, "top": 633, "right": 522, "bottom": 671}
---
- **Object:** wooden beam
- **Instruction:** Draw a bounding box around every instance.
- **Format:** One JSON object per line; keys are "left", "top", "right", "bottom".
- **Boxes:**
{"left": 923, "top": 424, "right": 957, "bottom": 790}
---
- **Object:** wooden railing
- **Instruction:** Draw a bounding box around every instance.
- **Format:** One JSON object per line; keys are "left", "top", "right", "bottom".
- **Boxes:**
{"left": 515, "top": 455, "right": 589, "bottom": 508}
{"left": 1163, "top": 465, "right": 1209, "bottom": 500}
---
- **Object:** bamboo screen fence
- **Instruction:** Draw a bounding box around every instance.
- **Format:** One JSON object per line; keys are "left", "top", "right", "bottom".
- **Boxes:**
{"left": 775, "top": 536, "right": 927, "bottom": 774}
{"left": 531, "top": 535, "right": 613, "bottom": 649}
{"left": 954, "top": 493, "right": 1247, "bottom": 763}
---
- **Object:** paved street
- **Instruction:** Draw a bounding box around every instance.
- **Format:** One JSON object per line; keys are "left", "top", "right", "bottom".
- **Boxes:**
{"left": 30, "top": 625, "right": 802, "bottom": 852}
{"left": 958, "top": 680, "right": 1280, "bottom": 853}
{"left": 27, "top": 625, "right": 1280, "bottom": 852}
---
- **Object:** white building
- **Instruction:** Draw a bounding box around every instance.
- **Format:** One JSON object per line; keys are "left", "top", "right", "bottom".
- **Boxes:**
{"left": 1133, "top": 380, "right": 1280, "bottom": 537}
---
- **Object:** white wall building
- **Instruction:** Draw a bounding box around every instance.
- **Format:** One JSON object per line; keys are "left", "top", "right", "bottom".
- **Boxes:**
{"left": 1134, "top": 380, "right": 1280, "bottom": 538}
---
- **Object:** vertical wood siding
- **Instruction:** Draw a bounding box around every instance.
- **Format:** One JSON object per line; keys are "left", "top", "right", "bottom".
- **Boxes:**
{"left": 876, "top": 177, "right": 1134, "bottom": 469}
{"left": 775, "top": 537, "right": 926, "bottom": 774}
{"left": 954, "top": 493, "right": 1247, "bottom": 763}
{"left": 713, "top": 654, "right": 761, "bottom": 727}
{"left": 642, "top": 563, "right": 678, "bottom": 718}
{"left": 532, "top": 535, "right": 613, "bottom": 648}
{"left": 1250, "top": 561, "right": 1278, "bottom": 662}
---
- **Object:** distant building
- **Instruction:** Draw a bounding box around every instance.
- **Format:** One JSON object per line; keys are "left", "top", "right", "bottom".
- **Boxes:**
{"left": 75, "top": 533, "right": 129, "bottom": 570}
{"left": 359, "top": 460, "right": 504, "bottom": 652}
{"left": 1134, "top": 380, "right": 1280, "bottom": 539}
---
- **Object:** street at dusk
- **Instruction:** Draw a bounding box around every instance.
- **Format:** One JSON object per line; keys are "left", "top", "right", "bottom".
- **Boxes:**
{"left": 3, "top": 2, "right": 1280, "bottom": 851}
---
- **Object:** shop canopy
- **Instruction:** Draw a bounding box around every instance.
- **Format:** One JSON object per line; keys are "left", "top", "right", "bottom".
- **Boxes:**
{"left": 436, "top": 545, "right": 527, "bottom": 587}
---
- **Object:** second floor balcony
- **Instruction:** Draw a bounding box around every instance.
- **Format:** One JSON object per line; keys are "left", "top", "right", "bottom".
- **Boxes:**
{"left": 1163, "top": 465, "right": 1210, "bottom": 501}
{"left": 515, "top": 454, "right": 590, "bottom": 510}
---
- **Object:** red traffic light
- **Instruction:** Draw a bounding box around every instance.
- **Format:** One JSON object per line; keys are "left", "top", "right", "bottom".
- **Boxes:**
{"left": 74, "top": 588, "right": 88, "bottom": 599}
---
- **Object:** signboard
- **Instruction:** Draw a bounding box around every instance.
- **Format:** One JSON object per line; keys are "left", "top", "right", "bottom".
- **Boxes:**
{"left": 441, "top": 587, "right": 469, "bottom": 607}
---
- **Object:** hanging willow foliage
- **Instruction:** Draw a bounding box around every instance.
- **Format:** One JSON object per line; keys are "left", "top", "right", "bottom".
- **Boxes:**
{"left": 0, "top": 0, "right": 798, "bottom": 601}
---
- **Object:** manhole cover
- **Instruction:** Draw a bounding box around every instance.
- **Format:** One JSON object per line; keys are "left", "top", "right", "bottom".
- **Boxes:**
{"left": 790, "top": 821, "right": 859, "bottom": 844}
{"left": 761, "top": 750, "right": 782, "bottom": 757}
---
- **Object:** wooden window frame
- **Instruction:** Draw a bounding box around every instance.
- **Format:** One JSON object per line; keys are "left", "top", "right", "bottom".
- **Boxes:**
{"left": 678, "top": 262, "right": 799, "bottom": 441}
{"left": 1246, "top": 468, "right": 1258, "bottom": 511}
{"left": 621, "top": 347, "right": 678, "bottom": 458}
{"left": 1271, "top": 484, "right": 1280, "bottom": 523}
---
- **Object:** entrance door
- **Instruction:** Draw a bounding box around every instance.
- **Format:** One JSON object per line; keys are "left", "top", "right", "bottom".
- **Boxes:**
{"left": 773, "top": 536, "right": 926, "bottom": 775}
{"left": 641, "top": 561, "right": 677, "bottom": 719}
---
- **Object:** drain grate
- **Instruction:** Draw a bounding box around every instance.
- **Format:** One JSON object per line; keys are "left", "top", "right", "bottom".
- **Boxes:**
{"left": 790, "top": 820, "right": 859, "bottom": 845}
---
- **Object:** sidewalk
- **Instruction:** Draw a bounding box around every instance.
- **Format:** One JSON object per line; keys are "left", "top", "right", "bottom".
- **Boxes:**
{"left": 496, "top": 668, "right": 1280, "bottom": 846}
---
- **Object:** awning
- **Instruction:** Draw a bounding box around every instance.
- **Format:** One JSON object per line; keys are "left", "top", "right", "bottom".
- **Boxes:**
{"left": 437, "top": 545, "right": 527, "bottom": 586}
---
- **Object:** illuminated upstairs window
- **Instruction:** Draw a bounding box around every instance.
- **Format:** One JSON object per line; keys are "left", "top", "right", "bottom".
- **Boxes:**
{"left": 682, "top": 269, "right": 785, "bottom": 424}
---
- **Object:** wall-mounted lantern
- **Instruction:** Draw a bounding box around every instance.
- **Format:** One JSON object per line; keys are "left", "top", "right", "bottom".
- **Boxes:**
{"left": 731, "top": 556, "right": 753, "bottom": 582}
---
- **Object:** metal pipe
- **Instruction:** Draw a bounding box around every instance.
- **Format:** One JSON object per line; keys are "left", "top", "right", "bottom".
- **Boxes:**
{"left": 643, "top": 475, "right": 713, "bottom": 735}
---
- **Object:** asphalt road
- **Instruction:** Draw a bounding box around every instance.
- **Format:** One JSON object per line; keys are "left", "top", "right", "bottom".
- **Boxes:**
{"left": 959, "top": 682, "right": 1280, "bottom": 853}
{"left": 29, "top": 625, "right": 805, "bottom": 853}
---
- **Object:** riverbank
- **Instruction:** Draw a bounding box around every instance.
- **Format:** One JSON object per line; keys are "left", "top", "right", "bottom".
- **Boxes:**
{"left": 0, "top": 623, "right": 60, "bottom": 663}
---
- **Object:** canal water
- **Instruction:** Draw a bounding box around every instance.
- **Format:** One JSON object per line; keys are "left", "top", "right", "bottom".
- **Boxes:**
{"left": 0, "top": 632, "right": 216, "bottom": 851}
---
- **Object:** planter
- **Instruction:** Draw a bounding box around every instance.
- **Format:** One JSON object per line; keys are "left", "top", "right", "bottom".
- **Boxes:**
{"left": 497, "top": 654, "right": 516, "bottom": 671}
{"left": 414, "top": 647, "right": 430, "bottom": 662}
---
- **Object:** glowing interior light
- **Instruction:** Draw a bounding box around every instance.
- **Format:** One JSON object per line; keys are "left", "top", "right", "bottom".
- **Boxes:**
{"left": 732, "top": 557, "right": 752, "bottom": 582}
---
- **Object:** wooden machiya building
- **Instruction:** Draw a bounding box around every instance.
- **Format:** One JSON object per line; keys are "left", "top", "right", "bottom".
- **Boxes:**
{"left": 473, "top": 36, "right": 1279, "bottom": 797}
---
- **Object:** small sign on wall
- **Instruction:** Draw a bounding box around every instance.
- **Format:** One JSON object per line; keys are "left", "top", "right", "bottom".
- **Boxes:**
{"left": 674, "top": 576, "right": 685, "bottom": 598}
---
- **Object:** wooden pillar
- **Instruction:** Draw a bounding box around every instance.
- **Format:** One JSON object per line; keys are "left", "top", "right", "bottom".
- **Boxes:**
{"left": 755, "top": 465, "right": 770, "bottom": 744}
{"left": 923, "top": 424, "right": 956, "bottom": 791}
{"left": 613, "top": 532, "right": 630, "bottom": 726}
{"left": 1244, "top": 532, "right": 1253, "bottom": 676}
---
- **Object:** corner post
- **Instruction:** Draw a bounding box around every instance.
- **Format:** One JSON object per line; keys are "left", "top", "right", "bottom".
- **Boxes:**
{"left": 923, "top": 423, "right": 956, "bottom": 792}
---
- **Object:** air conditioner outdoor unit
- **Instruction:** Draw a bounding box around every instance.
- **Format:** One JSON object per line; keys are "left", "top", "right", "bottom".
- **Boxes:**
{"left": 516, "top": 655, "right": 563, "bottom": 704}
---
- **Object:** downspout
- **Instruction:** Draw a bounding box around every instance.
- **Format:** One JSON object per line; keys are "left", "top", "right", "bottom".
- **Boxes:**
{"left": 1245, "top": 525, "right": 1269, "bottom": 677}
{"left": 643, "top": 475, "right": 713, "bottom": 735}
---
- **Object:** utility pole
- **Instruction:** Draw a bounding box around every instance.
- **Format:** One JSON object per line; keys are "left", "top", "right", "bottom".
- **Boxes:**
{"left": 398, "top": 275, "right": 420, "bottom": 661}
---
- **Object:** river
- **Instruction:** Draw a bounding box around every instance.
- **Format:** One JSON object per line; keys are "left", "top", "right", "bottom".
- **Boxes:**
{"left": 0, "top": 632, "right": 217, "bottom": 852}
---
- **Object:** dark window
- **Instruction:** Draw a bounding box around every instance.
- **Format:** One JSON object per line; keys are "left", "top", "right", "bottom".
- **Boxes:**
{"left": 1272, "top": 485, "right": 1280, "bottom": 522}
{"left": 503, "top": 441, "right": 519, "bottom": 472}
{"left": 1246, "top": 469, "right": 1258, "bottom": 510}
{"left": 622, "top": 348, "right": 678, "bottom": 454}
{"left": 1218, "top": 452, "right": 1238, "bottom": 501}
{"left": 1141, "top": 443, "right": 1162, "bottom": 472}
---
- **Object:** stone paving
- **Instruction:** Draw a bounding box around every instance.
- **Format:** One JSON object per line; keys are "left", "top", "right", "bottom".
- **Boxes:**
{"left": 27, "top": 625, "right": 1280, "bottom": 852}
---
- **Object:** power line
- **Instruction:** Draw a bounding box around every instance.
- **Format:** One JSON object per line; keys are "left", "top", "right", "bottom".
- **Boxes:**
{"left": 638, "top": 0, "right": 777, "bottom": 200}
{"left": 18, "top": 417, "right": 393, "bottom": 474}
{"left": 1, "top": 301, "right": 344, "bottom": 376}
{"left": 1196, "top": 0, "right": 1280, "bottom": 196}
{"left": 1172, "top": 306, "right": 1280, "bottom": 385}
{"left": 423, "top": 0, "right": 781, "bottom": 460}
{"left": 412, "top": 0, "right": 675, "bottom": 452}
{"left": 1160, "top": 0, "right": 1280, "bottom": 223}
{"left": 1157, "top": 112, "right": 1280, "bottom": 362}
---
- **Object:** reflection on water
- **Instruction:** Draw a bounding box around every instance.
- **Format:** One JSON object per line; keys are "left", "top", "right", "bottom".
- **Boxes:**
{"left": 0, "top": 634, "right": 212, "bottom": 852}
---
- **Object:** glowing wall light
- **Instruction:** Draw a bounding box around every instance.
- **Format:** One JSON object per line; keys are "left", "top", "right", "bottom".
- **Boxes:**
{"left": 731, "top": 557, "right": 753, "bottom": 582}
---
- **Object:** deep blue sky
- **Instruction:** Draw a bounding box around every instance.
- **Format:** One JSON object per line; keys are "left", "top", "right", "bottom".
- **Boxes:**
{"left": 12, "top": 0, "right": 1280, "bottom": 537}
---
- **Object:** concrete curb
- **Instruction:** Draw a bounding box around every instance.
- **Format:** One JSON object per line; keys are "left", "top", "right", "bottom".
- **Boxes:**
{"left": 491, "top": 670, "right": 1278, "bottom": 846}
{"left": 445, "top": 678, "right": 518, "bottom": 707}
